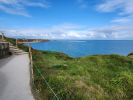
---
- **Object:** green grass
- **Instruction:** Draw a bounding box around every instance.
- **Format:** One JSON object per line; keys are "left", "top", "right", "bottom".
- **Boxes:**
{"left": 5, "top": 37, "right": 133, "bottom": 99}
{"left": 32, "top": 50, "right": 133, "bottom": 100}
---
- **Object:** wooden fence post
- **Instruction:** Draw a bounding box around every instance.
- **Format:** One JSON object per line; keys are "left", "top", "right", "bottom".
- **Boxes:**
{"left": 2, "top": 33, "right": 4, "bottom": 40}
{"left": 16, "top": 38, "right": 18, "bottom": 47}
{"left": 28, "top": 43, "right": 34, "bottom": 84}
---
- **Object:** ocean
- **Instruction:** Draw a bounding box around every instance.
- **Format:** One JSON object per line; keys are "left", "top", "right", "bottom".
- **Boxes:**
{"left": 30, "top": 40, "right": 133, "bottom": 57}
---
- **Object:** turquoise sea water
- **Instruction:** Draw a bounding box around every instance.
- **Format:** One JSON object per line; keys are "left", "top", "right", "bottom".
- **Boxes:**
{"left": 30, "top": 40, "right": 133, "bottom": 57}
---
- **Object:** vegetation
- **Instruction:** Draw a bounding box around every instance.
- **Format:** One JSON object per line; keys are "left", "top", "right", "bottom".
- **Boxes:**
{"left": 6, "top": 37, "right": 29, "bottom": 52}
{"left": 32, "top": 50, "right": 133, "bottom": 100}
{"left": 5, "top": 37, "right": 16, "bottom": 45}
{"left": 17, "top": 39, "right": 49, "bottom": 43}
{"left": 128, "top": 52, "right": 133, "bottom": 56}
{"left": 5, "top": 37, "right": 48, "bottom": 52}
{"left": 6, "top": 37, "right": 133, "bottom": 99}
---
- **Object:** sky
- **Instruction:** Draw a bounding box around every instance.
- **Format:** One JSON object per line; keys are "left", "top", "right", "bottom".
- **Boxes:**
{"left": 0, "top": 0, "right": 133, "bottom": 40}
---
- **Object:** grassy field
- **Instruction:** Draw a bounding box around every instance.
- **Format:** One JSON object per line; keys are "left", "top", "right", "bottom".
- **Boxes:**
{"left": 32, "top": 50, "right": 133, "bottom": 100}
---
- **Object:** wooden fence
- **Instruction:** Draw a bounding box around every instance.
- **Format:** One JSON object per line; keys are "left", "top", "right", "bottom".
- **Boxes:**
{"left": 0, "top": 42, "right": 10, "bottom": 58}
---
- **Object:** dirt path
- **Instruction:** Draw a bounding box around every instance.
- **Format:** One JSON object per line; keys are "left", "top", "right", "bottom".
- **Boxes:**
{"left": 128, "top": 55, "right": 133, "bottom": 58}
{"left": 0, "top": 54, "right": 34, "bottom": 100}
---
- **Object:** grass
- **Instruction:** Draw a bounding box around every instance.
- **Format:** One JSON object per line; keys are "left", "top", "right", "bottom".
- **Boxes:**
{"left": 5, "top": 37, "right": 133, "bottom": 99}
{"left": 32, "top": 50, "right": 133, "bottom": 100}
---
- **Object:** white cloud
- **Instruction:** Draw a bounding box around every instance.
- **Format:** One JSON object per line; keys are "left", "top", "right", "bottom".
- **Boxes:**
{"left": 1, "top": 24, "right": 133, "bottom": 40}
{"left": 96, "top": 0, "right": 133, "bottom": 25}
{"left": 111, "top": 15, "right": 133, "bottom": 23}
{"left": 1, "top": 0, "right": 133, "bottom": 40}
{"left": 96, "top": 0, "right": 133, "bottom": 15}
{"left": 0, "top": 4, "right": 30, "bottom": 17}
{"left": 76, "top": 0, "right": 88, "bottom": 9}
{"left": 112, "top": 17, "right": 130, "bottom": 23}
{"left": 0, "top": 0, "right": 50, "bottom": 17}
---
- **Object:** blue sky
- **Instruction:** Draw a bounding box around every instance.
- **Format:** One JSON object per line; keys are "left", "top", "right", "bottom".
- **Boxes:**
{"left": 0, "top": 0, "right": 133, "bottom": 40}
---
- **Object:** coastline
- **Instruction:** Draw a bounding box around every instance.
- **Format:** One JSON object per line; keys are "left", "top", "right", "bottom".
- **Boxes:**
{"left": 5, "top": 37, "right": 133, "bottom": 100}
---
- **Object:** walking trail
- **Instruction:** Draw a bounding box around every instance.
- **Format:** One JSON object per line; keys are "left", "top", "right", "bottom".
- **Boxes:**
{"left": 0, "top": 54, "right": 34, "bottom": 100}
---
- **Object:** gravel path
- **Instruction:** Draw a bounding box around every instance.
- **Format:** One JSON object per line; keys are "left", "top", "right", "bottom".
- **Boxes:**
{"left": 0, "top": 54, "right": 34, "bottom": 100}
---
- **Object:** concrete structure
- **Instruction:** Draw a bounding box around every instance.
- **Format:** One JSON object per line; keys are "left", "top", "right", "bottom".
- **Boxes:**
{"left": 0, "top": 42, "right": 10, "bottom": 58}
{"left": 0, "top": 32, "right": 10, "bottom": 58}
{"left": 0, "top": 33, "right": 34, "bottom": 100}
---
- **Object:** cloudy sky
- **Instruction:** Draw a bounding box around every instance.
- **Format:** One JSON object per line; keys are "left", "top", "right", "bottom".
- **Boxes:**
{"left": 0, "top": 0, "right": 133, "bottom": 40}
